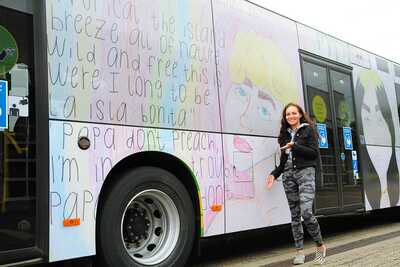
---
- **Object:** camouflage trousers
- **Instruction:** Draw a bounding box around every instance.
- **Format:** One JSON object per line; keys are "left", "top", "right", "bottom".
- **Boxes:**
{"left": 282, "top": 166, "right": 323, "bottom": 249}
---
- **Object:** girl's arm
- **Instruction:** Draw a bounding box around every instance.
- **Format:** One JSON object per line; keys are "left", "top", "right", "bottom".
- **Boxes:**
{"left": 270, "top": 151, "right": 287, "bottom": 179}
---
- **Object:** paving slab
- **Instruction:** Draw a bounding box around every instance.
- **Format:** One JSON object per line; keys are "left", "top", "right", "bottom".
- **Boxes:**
{"left": 193, "top": 219, "right": 400, "bottom": 267}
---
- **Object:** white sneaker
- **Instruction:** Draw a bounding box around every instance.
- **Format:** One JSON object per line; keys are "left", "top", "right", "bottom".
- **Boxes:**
{"left": 293, "top": 251, "right": 305, "bottom": 265}
{"left": 314, "top": 245, "right": 327, "bottom": 265}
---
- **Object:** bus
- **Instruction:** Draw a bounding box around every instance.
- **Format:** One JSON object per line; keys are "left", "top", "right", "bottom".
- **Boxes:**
{"left": 1, "top": 0, "right": 400, "bottom": 266}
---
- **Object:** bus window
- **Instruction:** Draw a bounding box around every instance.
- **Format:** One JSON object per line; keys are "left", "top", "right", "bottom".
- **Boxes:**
{"left": 376, "top": 57, "right": 389, "bottom": 73}
{"left": 330, "top": 69, "right": 363, "bottom": 206}
{"left": 395, "top": 83, "right": 400, "bottom": 124}
{"left": 0, "top": 3, "right": 37, "bottom": 253}
{"left": 303, "top": 61, "right": 340, "bottom": 210}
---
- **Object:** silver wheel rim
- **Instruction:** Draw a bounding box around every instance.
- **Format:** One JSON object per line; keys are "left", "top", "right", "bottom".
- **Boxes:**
{"left": 121, "top": 189, "right": 180, "bottom": 265}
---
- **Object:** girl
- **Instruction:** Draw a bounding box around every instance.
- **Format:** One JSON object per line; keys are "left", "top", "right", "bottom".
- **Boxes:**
{"left": 267, "top": 103, "right": 326, "bottom": 265}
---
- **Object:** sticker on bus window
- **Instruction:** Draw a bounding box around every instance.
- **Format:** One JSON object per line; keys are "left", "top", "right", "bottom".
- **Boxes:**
{"left": 352, "top": 163, "right": 359, "bottom": 180}
{"left": 0, "top": 80, "right": 8, "bottom": 130}
{"left": 352, "top": 150, "right": 358, "bottom": 179}
{"left": 312, "top": 95, "right": 327, "bottom": 123}
{"left": 343, "top": 127, "right": 353, "bottom": 150}
{"left": 0, "top": 25, "right": 18, "bottom": 75}
{"left": 351, "top": 150, "right": 357, "bottom": 160}
{"left": 317, "top": 123, "right": 328, "bottom": 149}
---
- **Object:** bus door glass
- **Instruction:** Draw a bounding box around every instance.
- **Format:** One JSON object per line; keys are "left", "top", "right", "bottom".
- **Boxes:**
{"left": 302, "top": 58, "right": 363, "bottom": 213}
{"left": 0, "top": 3, "right": 36, "bottom": 252}
{"left": 303, "top": 61, "right": 340, "bottom": 211}
{"left": 330, "top": 70, "right": 363, "bottom": 208}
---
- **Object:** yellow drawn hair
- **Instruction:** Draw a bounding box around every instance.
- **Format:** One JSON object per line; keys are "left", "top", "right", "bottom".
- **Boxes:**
{"left": 228, "top": 31, "right": 298, "bottom": 104}
{"left": 358, "top": 69, "right": 383, "bottom": 90}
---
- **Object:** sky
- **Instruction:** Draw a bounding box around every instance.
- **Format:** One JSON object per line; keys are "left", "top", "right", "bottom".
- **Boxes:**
{"left": 250, "top": 0, "right": 400, "bottom": 64}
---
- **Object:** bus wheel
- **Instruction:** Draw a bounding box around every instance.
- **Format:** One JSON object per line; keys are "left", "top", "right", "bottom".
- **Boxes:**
{"left": 97, "top": 167, "right": 195, "bottom": 267}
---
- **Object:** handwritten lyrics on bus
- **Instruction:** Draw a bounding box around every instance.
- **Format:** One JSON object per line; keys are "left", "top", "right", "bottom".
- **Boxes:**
{"left": 49, "top": 122, "right": 224, "bottom": 233}
{"left": 47, "top": 0, "right": 220, "bottom": 131}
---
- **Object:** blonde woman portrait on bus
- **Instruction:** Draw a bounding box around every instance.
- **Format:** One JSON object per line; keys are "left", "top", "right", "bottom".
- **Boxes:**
{"left": 267, "top": 103, "right": 327, "bottom": 265}
{"left": 223, "top": 32, "right": 299, "bottom": 200}
{"left": 225, "top": 32, "right": 298, "bottom": 136}
{"left": 220, "top": 31, "right": 302, "bottom": 231}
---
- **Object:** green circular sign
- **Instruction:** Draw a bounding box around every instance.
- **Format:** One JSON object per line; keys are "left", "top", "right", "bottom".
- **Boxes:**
{"left": 338, "top": 100, "right": 350, "bottom": 125}
{"left": 0, "top": 25, "right": 18, "bottom": 75}
{"left": 312, "top": 95, "right": 327, "bottom": 122}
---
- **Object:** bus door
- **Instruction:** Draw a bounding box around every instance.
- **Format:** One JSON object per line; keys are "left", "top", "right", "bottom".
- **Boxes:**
{"left": 0, "top": 2, "right": 40, "bottom": 263}
{"left": 301, "top": 55, "right": 364, "bottom": 214}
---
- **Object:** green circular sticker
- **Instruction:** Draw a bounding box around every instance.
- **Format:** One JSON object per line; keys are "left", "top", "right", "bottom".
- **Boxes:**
{"left": 0, "top": 25, "right": 18, "bottom": 75}
{"left": 338, "top": 100, "right": 349, "bottom": 125}
{"left": 312, "top": 95, "right": 327, "bottom": 122}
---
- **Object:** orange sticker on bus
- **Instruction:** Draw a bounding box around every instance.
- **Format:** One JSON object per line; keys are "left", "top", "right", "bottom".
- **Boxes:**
{"left": 211, "top": 204, "right": 222, "bottom": 212}
{"left": 63, "top": 218, "right": 81, "bottom": 227}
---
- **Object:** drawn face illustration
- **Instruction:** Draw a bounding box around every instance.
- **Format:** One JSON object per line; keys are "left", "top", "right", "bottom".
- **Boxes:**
{"left": 361, "top": 84, "right": 392, "bottom": 205}
{"left": 224, "top": 32, "right": 299, "bottom": 136}
{"left": 356, "top": 69, "right": 400, "bottom": 211}
{"left": 224, "top": 81, "right": 281, "bottom": 136}
{"left": 361, "top": 86, "right": 391, "bottom": 147}
{"left": 223, "top": 82, "right": 281, "bottom": 197}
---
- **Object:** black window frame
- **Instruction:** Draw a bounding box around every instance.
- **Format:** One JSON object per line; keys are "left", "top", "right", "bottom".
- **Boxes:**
{"left": 0, "top": 0, "right": 49, "bottom": 264}
{"left": 299, "top": 50, "right": 365, "bottom": 215}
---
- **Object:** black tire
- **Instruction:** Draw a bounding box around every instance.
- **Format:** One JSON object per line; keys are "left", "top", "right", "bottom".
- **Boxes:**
{"left": 97, "top": 166, "right": 195, "bottom": 267}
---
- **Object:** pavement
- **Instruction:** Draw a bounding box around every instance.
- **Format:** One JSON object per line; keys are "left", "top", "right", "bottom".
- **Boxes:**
{"left": 302, "top": 235, "right": 400, "bottom": 266}
{"left": 25, "top": 214, "right": 400, "bottom": 267}
{"left": 192, "top": 215, "right": 400, "bottom": 267}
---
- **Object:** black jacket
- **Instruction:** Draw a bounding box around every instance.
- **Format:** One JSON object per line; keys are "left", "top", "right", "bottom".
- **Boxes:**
{"left": 270, "top": 125, "right": 319, "bottom": 179}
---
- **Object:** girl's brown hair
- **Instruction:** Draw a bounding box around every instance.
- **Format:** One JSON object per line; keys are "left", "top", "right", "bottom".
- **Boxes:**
{"left": 278, "top": 103, "right": 316, "bottom": 146}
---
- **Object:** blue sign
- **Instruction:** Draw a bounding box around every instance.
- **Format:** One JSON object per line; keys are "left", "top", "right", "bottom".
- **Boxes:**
{"left": 343, "top": 127, "right": 353, "bottom": 150}
{"left": 317, "top": 123, "right": 328, "bottom": 149}
{"left": 352, "top": 159, "right": 358, "bottom": 172}
{"left": 352, "top": 151, "right": 359, "bottom": 179}
{"left": 0, "top": 80, "right": 8, "bottom": 129}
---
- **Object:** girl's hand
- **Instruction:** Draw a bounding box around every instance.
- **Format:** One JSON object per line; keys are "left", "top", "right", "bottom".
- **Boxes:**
{"left": 266, "top": 175, "right": 275, "bottom": 189}
{"left": 280, "top": 142, "right": 294, "bottom": 150}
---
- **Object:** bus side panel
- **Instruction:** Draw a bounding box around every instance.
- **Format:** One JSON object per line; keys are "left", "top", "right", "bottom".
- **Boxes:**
{"left": 297, "top": 23, "right": 351, "bottom": 66}
{"left": 46, "top": 0, "right": 224, "bottom": 261}
{"left": 46, "top": 0, "right": 221, "bottom": 132}
{"left": 223, "top": 134, "right": 291, "bottom": 233}
{"left": 48, "top": 121, "right": 224, "bottom": 262}
{"left": 214, "top": 0, "right": 305, "bottom": 137}
{"left": 213, "top": 1, "right": 303, "bottom": 233}
{"left": 395, "top": 64, "right": 400, "bottom": 83}
{"left": 352, "top": 59, "right": 400, "bottom": 211}
{"left": 297, "top": 21, "right": 400, "bottom": 213}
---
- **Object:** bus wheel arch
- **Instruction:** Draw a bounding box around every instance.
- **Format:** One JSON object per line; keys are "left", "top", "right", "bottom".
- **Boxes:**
{"left": 95, "top": 152, "right": 201, "bottom": 266}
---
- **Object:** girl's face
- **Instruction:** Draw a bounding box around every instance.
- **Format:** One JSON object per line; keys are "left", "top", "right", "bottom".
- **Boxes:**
{"left": 285, "top": 105, "right": 302, "bottom": 128}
